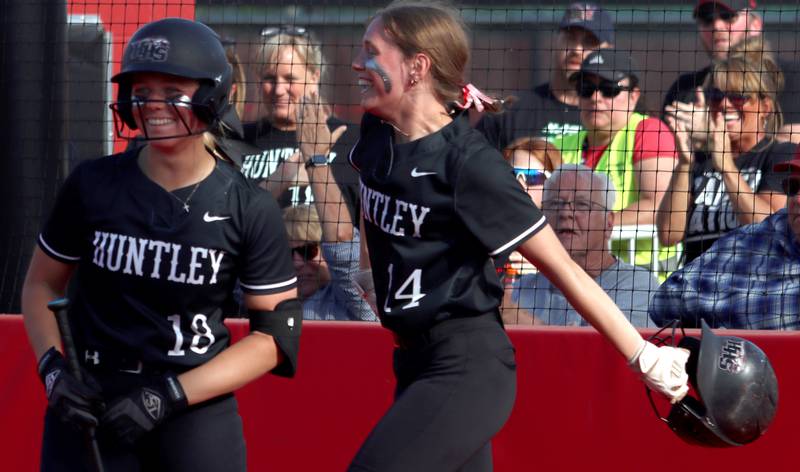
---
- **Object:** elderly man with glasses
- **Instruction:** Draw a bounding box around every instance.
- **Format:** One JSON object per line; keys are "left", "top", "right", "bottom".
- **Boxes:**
{"left": 649, "top": 154, "right": 800, "bottom": 330}
{"left": 501, "top": 164, "right": 659, "bottom": 326}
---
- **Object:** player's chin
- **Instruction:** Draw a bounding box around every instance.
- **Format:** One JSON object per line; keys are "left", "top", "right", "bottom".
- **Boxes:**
{"left": 359, "top": 95, "right": 378, "bottom": 110}
{"left": 362, "top": 101, "right": 393, "bottom": 121}
{"left": 140, "top": 124, "right": 193, "bottom": 140}
{"left": 145, "top": 133, "right": 194, "bottom": 147}
{"left": 584, "top": 113, "right": 609, "bottom": 130}
{"left": 270, "top": 105, "right": 294, "bottom": 122}
{"left": 360, "top": 91, "right": 389, "bottom": 112}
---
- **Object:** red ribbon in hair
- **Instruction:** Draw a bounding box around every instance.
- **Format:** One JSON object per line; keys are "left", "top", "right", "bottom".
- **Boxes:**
{"left": 455, "top": 83, "right": 494, "bottom": 113}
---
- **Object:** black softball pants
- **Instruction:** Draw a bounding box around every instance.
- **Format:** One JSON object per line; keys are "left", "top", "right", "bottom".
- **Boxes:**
{"left": 348, "top": 312, "right": 517, "bottom": 472}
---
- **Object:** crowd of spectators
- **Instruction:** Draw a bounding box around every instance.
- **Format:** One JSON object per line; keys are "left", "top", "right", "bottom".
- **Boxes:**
{"left": 163, "top": 0, "right": 800, "bottom": 328}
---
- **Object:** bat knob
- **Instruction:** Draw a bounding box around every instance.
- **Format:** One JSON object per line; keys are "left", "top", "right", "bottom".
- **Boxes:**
{"left": 47, "top": 298, "right": 70, "bottom": 312}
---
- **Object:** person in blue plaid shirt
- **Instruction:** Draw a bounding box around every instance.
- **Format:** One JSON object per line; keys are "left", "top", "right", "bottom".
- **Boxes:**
{"left": 649, "top": 155, "right": 800, "bottom": 330}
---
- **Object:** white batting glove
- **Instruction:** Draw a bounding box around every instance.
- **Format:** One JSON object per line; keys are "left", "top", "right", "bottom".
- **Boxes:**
{"left": 628, "top": 340, "right": 690, "bottom": 404}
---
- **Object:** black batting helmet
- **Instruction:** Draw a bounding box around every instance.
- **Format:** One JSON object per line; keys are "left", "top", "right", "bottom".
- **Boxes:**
{"left": 110, "top": 18, "right": 238, "bottom": 136}
{"left": 648, "top": 320, "right": 778, "bottom": 447}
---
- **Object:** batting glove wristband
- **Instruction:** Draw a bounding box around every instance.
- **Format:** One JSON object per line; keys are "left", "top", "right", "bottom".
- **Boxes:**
{"left": 37, "top": 346, "right": 105, "bottom": 428}
{"left": 628, "top": 340, "right": 690, "bottom": 404}
{"left": 102, "top": 373, "right": 188, "bottom": 446}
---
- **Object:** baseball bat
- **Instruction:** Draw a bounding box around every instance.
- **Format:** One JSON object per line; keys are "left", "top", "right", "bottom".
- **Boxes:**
{"left": 47, "top": 298, "right": 105, "bottom": 472}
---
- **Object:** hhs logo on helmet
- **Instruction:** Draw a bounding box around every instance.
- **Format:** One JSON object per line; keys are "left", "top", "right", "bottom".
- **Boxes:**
{"left": 126, "top": 38, "right": 170, "bottom": 63}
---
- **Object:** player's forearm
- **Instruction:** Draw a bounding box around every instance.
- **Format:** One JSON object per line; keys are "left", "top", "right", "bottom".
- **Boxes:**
{"left": 519, "top": 228, "right": 642, "bottom": 359}
{"left": 21, "top": 283, "right": 64, "bottom": 361}
{"left": 615, "top": 201, "right": 657, "bottom": 226}
{"left": 21, "top": 249, "right": 73, "bottom": 360}
{"left": 721, "top": 171, "right": 778, "bottom": 224}
{"left": 656, "top": 165, "right": 692, "bottom": 245}
{"left": 263, "top": 151, "right": 303, "bottom": 198}
{"left": 551, "top": 259, "right": 642, "bottom": 357}
{"left": 616, "top": 191, "right": 666, "bottom": 226}
{"left": 359, "top": 217, "right": 371, "bottom": 270}
{"left": 177, "top": 332, "right": 280, "bottom": 406}
{"left": 618, "top": 157, "right": 675, "bottom": 226}
{"left": 262, "top": 164, "right": 296, "bottom": 198}
{"left": 308, "top": 166, "right": 354, "bottom": 242}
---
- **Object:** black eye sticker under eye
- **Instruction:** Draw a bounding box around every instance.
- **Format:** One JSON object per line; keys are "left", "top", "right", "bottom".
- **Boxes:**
{"left": 364, "top": 57, "right": 392, "bottom": 93}
{"left": 168, "top": 95, "right": 193, "bottom": 108}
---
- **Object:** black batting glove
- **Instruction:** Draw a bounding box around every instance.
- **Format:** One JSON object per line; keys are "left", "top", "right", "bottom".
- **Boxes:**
{"left": 38, "top": 346, "right": 105, "bottom": 429}
{"left": 102, "top": 373, "right": 188, "bottom": 446}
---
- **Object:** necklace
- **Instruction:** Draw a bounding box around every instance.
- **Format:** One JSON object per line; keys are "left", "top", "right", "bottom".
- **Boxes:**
{"left": 170, "top": 182, "right": 201, "bottom": 213}
{"left": 382, "top": 119, "right": 410, "bottom": 138}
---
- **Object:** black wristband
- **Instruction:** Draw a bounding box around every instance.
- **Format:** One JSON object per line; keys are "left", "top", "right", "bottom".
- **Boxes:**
{"left": 163, "top": 373, "right": 189, "bottom": 412}
{"left": 37, "top": 346, "right": 62, "bottom": 379}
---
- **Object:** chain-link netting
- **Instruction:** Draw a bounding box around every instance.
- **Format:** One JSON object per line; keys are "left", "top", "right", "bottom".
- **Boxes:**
{"left": 2, "top": 0, "right": 799, "bottom": 330}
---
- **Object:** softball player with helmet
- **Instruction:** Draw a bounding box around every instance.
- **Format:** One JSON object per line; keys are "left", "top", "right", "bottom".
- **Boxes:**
{"left": 348, "top": 3, "right": 691, "bottom": 471}
{"left": 21, "top": 18, "right": 300, "bottom": 471}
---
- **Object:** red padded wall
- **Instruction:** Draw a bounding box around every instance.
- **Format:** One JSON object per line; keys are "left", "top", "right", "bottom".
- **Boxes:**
{"left": 1, "top": 316, "right": 795, "bottom": 471}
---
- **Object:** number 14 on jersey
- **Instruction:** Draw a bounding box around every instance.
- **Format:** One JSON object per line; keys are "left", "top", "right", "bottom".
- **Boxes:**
{"left": 383, "top": 263, "right": 426, "bottom": 313}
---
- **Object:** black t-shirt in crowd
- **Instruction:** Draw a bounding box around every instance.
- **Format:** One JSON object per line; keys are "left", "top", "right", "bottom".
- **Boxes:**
{"left": 39, "top": 148, "right": 297, "bottom": 373}
{"left": 475, "top": 83, "right": 583, "bottom": 150}
{"left": 683, "top": 139, "right": 795, "bottom": 262}
{"left": 349, "top": 112, "right": 546, "bottom": 335}
{"left": 662, "top": 58, "right": 800, "bottom": 123}
{"left": 241, "top": 116, "right": 361, "bottom": 224}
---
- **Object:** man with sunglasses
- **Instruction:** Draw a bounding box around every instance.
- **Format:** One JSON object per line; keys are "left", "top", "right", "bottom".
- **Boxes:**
{"left": 476, "top": 2, "right": 614, "bottom": 149}
{"left": 552, "top": 48, "right": 678, "bottom": 272}
{"left": 649, "top": 155, "right": 800, "bottom": 330}
{"left": 502, "top": 165, "right": 658, "bottom": 326}
{"left": 663, "top": 0, "right": 800, "bottom": 145}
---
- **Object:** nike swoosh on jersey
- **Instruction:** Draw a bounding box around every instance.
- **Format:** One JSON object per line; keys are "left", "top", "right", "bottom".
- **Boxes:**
{"left": 203, "top": 212, "right": 231, "bottom": 222}
{"left": 410, "top": 167, "right": 437, "bottom": 177}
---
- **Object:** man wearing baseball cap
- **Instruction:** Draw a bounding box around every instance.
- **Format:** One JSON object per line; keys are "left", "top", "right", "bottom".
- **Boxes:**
{"left": 552, "top": 48, "right": 679, "bottom": 272}
{"left": 649, "top": 152, "right": 800, "bottom": 330}
{"left": 476, "top": 2, "right": 614, "bottom": 149}
{"left": 663, "top": 0, "right": 800, "bottom": 144}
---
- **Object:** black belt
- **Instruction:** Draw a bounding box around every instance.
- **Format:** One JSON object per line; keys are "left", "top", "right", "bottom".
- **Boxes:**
{"left": 392, "top": 312, "right": 502, "bottom": 350}
{"left": 81, "top": 349, "right": 163, "bottom": 375}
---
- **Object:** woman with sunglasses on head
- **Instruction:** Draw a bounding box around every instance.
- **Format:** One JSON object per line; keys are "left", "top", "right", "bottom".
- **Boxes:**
{"left": 658, "top": 51, "right": 795, "bottom": 263}
{"left": 348, "top": 3, "right": 689, "bottom": 471}
{"left": 21, "top": 19, "right": 300, "bottom": 471}
{"left": 241, "top": 25, "right": 361, "bottom": 228}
